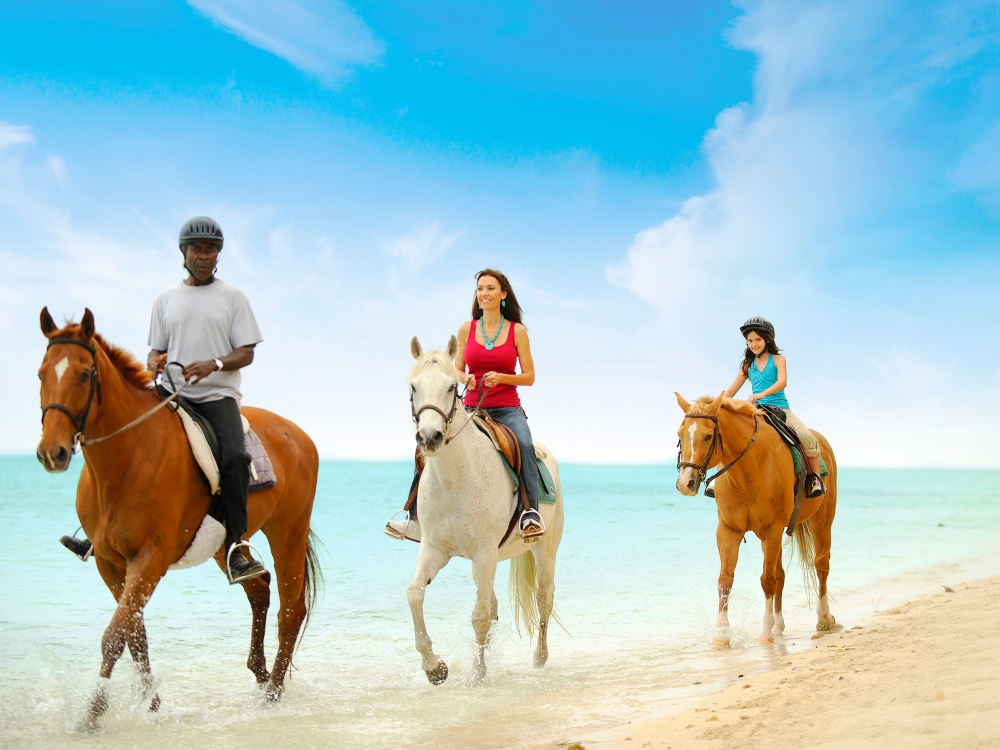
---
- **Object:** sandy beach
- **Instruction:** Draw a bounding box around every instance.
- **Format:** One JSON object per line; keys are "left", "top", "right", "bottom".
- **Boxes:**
{"left": 547, "top": 576, "right": 1000, "bottom": 750}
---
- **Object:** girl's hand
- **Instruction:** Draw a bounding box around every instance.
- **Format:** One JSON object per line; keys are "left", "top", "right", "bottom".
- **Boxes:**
{"left": 482, "top": 371, "right": 503, "bottom": 388}
{"left": 748, "top": 392, "right": 762, "bottom": 403}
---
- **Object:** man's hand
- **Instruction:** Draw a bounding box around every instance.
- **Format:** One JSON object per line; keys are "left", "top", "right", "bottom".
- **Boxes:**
{"left": 148, "top": 352, "right": 166, "bottom": 375}
{"left": 182, "top": 360, "right": 220, "bottom": 384}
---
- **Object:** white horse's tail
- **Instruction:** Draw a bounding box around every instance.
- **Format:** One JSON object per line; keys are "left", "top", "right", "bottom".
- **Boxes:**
{"left": 785, "top": 519, "right": 819, "bottom": 604}
{"left": 508, "top": 551, "right": 540, "bottom": 640}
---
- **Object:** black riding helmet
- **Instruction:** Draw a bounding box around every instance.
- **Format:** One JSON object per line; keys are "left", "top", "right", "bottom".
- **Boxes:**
{"left": 740, "top": 316, "right": 775, "bottom": 338}
{"left": 178, "top": 216, "right": 224, "bottom": 249}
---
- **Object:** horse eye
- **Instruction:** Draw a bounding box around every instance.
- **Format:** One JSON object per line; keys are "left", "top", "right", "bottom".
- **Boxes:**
{"left": 80, "top": 371, "right": 90, "bottom": 383}
{"left": 703, "top": 434, "right": 712, "bottom": 441}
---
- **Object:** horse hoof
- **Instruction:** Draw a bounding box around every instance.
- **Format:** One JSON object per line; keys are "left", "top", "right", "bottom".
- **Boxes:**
{"left": 262, "top": 682, "right": 284, "bottom": 704}
{"left": 816, "top": 616, "right": 841, "bottom": 632}
{"left": 533, "top": 653, "right": 548, "bottom": 668}
{"left": 149, "top": 693, "right": 161, "bottom": 712}
{"left": 426, "top": 660, "right": 449, "bottom": 685}
{"left": 757, "top": 636, "right": 775, "bottom": 645}
{"left": 712, "top": 638, "right": 731, "bottom": 649}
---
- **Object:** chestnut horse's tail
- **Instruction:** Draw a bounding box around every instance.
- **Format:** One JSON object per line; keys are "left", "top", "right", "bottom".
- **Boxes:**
{"left": 786, "top": 520, "right": 819, "bottom": 604}
{"left": 297, "top": 527, "right": 325, "bottom": 650}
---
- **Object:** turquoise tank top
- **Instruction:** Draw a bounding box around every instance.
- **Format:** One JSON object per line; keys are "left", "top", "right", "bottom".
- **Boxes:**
{"left": 747, "top": 353, "right": 789, "bottom": 408}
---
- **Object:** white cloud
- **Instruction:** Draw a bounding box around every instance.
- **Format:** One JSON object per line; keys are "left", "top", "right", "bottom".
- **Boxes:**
{"left": 0, "top": 122, "right": 34, "bottom": 151}
{"left": 46, "top": 153, "right": 68, "bottom": 186}
{"left": 188, "top": 0, "right": 384, "bottom": 83}
{"left": 378, "top": 220, "right": 464, "bottom": 271}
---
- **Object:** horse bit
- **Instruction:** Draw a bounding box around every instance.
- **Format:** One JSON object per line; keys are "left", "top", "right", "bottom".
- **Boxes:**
{"left": 677, "top": 412, "right": 760, "bottom": 492}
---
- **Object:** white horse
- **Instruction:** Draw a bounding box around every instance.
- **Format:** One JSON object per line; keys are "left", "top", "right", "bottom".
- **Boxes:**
{"left": 405, "top": 336, "right": 564, "bottom": 683}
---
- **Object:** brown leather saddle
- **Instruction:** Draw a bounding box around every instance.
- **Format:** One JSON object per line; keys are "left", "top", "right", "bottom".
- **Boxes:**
{"left": 405, "top": 413, "right": 531, "bottom": 547}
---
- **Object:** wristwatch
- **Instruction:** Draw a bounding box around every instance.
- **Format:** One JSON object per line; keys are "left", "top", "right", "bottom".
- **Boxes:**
{"left": 214, "top": 358, "right": 224, "bottom": 372}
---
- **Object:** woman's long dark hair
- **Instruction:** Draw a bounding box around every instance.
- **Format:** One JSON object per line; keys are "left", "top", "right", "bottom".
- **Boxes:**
{"left": 471, "top": 268, "right": 524, "bottom": 325}
{"left": 740, "top": 329, "right": 782, "bottom": 376}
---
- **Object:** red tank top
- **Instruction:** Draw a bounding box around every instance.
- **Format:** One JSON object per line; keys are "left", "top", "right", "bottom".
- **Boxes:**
{"left": 463, "top": 319, "right": 521, "bottom": 408}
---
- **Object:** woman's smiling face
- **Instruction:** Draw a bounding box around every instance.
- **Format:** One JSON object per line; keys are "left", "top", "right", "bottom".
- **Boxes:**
{"left": 476, "top": 275, "right": 506, "bottom": 312}
{"left": 746, "top": 330, "right": 767, "bottom": 356}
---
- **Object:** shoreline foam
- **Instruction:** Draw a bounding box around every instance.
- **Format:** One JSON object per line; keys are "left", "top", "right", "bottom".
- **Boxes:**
{"left": 543, "top": 575, "right": 1000, "bottom": 750}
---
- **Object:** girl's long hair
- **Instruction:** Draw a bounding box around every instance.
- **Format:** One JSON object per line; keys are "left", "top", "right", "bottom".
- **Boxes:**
{"left": 741, "top": 330, "right": 782, "bottom": 376}
{"left": 471, "top": 269, "right": 524, "bottom": 325}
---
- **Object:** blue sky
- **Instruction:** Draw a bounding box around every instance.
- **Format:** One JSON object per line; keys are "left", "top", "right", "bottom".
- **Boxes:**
{"left": 2, "top": 0, "right": 999, "bottom": 466}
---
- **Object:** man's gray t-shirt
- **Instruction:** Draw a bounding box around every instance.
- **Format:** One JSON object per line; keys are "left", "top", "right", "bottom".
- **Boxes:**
{"left": 148, "top": 279, "right": 263, "bottom": 404}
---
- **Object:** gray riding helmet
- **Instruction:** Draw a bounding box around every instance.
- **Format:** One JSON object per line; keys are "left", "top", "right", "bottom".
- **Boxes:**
{"left": 178, "top": 216, "right": 224, "bottom": 249}
{"left": 740, "top": 316, "right": 775, "bottom": 338}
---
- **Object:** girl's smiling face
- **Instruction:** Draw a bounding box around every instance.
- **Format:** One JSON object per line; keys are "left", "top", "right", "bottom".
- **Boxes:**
{"left": 746, "top": 330, "right": 767, "bottom": 357}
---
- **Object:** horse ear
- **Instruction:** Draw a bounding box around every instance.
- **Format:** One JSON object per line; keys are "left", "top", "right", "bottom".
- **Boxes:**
{"left": 410, "top": 336, "right": 422, "bottom": 360}
{"left": 40, "top": 307, "right": 58, "bottom": 337}
{"left": 709, "top": 391, "right": 725, "bottom": 411}
{"left": 81, "top": 308, "right": 95, "bottom": 340}
{"left": 675, "top": 392, "right": 691, "bottom": 413}
{"left": 446, "top": 335, "right": 458, "bottom": 359}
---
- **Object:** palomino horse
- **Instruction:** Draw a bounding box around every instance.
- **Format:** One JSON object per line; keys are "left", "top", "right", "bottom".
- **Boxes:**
{"left": 675, "top": 393, "right": 838, "bottom": 647}
{"left": 405, "top": 337, "right": 564, "bottom": 683}
{"left": 35, "top": 308, "right": 321, "bottom": 728}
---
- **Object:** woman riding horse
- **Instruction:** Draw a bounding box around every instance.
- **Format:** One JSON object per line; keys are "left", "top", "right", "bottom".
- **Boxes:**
{"left": 386, "top": 268, "right": 545, "bottom": 541}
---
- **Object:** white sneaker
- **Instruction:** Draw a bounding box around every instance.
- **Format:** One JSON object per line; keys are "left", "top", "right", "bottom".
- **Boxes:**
{"left": 384, "top": 512, "right": 421, "bottom": 542}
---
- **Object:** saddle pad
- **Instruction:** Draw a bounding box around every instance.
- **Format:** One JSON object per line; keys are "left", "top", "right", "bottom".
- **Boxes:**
{"left": 537, "top": 459, "right": 556, "bottom": 504}
{"left": 791, "top": 446, "right": 829, "bottom": 478}
{"left": 176, "top": 408, "right": 276, "bottom": 495}
{"left": 167, "top": 514, "right": 226, "bottom": 570}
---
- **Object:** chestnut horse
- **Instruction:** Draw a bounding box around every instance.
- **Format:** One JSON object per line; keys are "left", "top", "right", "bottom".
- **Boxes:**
{"left": 35, "top": 308, "right": 321, "bottom": 728}
{"left": 675, "top": 392, "right": 838, "bottom": 648}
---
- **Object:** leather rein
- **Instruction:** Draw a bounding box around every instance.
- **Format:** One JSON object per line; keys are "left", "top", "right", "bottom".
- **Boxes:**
{"left": 41, "top": 338, "right": 188, "bottom": 451}
{"left": 410, "top": 379, "right": 490, "bottom": 446}
{"left": 677, "top": 411, "right": 760, "bottom": 491}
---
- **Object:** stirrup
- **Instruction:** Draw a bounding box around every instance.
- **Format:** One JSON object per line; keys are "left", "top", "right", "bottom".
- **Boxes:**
{"left": 519, "top": 509, "right": 545, "bottom": 541}
{"left": 225, "top": 541, "right": 267, "bottom": 585}
{"left": 384, "top": 510, "right": 420, "bottom": 542}
{"left": 806, "top": 473, "right": 826, "bottom": 499}
{"left": 60, "top": 533, "right": 93, "bottom": 562}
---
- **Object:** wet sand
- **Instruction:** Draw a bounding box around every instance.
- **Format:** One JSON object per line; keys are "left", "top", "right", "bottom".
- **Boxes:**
{"left": 546, "top": 576, "right": 1000, "bottom": 750}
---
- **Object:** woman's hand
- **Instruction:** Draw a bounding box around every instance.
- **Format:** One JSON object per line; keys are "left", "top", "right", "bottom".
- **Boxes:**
{"left": 463, "top": 373, "right": 476, "bottom": 389}
{"left": 482, "top": 371, "right": 504, "bottom": 388}
{"left": 748, "top": 392, "right": 762, "bottom": 403}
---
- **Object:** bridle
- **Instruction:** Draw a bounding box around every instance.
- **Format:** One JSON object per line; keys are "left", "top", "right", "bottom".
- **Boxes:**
{"left": 41, "top": 339, "right": 190, "bottom": 452}
{"left": 677, "top": 411, "right": 760, "bottom": 491}
{"left": 41, "top": 338, "right": 103, "bottom": 451}
{"left": 410, "top": 374, "right": 490, "bottom": 447}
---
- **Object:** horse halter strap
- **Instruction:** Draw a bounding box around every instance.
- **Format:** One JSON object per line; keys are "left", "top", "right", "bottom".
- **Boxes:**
{"left": 410, "top": 382, "right": 491, "bottom": 446}
{"left": 677, "top": 412, "right": 761, "bottom": 488}
{"left": 676, "top": 414, "right": 723, "bottom": 482}
{"left": 40, "top": 338, "right": 103, "bottom": 449}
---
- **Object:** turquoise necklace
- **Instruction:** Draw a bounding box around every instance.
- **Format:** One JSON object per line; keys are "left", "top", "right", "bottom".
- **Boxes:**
{"left": 479, "top": 314, "right": 505, "bottom": 351}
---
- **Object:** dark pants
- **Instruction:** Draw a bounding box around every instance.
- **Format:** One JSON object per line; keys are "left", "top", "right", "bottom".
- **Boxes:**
{"left": 409, "top": 405, "right": 539, "bottom": 515}
{"left": 182, "top": 395, "right": 250, "bottom": 546}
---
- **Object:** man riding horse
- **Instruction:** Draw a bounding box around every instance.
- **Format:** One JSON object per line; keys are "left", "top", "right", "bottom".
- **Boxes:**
{"left": 59, "top": 216, "right": 267, "bottom": 584}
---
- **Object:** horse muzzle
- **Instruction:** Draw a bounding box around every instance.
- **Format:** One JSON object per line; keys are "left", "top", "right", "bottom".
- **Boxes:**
{"left": 675, "top": 468, "right": 701, "bottom": 496}
{"left": 415, "top": 427, "right": 444, "bottom": 455}
{"left": 37, "top": 442, "right": 73, "bottom": 473}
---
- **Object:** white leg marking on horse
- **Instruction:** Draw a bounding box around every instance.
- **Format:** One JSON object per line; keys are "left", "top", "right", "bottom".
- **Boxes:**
{"left": 818, "top": 593, "right": 829, "bottom": 617}
{"left": 55, "top": 356, "right": 69, "bottom": 383}
{"left": 759, "top": 597, "right": 775, "bottom": 643}
{"left": 773, "top": 611, "right": 785, "bottom": 636}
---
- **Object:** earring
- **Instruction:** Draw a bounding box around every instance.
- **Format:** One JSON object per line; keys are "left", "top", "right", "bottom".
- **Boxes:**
{"left": 501, "top": 299, "right": 506, "bottom": 307}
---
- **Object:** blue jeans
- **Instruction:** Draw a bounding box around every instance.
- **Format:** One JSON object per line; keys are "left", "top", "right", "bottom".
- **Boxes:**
{"left": 479, "top": 406, "right": 539, "bottom": 512}
{"left": 407, "top": 406, "right": 539, "bottom": 514}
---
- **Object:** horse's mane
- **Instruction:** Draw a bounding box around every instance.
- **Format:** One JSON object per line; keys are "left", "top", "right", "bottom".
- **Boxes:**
{"left": 690, "top": 395, "right": 759, "bottom": 416}
{"left": 54, "top": 323, "right": 153, "bottom": 390}
{"left": 409, "top": 349, "right": 460, "bottom": 382}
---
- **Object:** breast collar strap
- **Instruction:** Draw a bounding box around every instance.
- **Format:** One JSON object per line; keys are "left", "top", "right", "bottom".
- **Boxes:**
{"left": 40, "top": 338, "right": 103, "bottom": 451}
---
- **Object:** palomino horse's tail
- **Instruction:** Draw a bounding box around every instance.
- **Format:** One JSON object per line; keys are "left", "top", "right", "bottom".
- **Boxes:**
{"left": 786, "top": 520, "right": 819, "bottom": 604}
{"left": 509, "top": 551, "right": 540, "bottom": 639}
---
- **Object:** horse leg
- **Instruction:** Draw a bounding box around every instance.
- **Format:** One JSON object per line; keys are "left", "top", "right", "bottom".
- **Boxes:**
{"left": 532, "top": 543, "right": 557, "bottom": 668}
{"left": 714, "top": 523, "right": 742, "bottom": 649}
{"left": 263, "top": 531, "right": 307, "bottom": 701}
{"left": 758, "top": 526, "right": 783, "bottom": 644}
{"left": 213, "top": 549, "right": 273, "bottom": 684}
{"left": 85, "top": 550, "right": 164, "bottom": 731}
{"left": 407, "top": 544, "right": 450, "bottom": 684}
{"left": 470, "top": 553, "right": 499, "bottom": 679}
{"left": 772, "top": 549, "right": 786, "bottom": 638}
{"left": 813, "top": 522, "right": 839, "bottom": 631}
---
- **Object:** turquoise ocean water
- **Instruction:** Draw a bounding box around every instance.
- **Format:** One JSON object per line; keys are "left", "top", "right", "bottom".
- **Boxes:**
{"left": 1, "top": 456, "right": 998, "bottom": 749}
